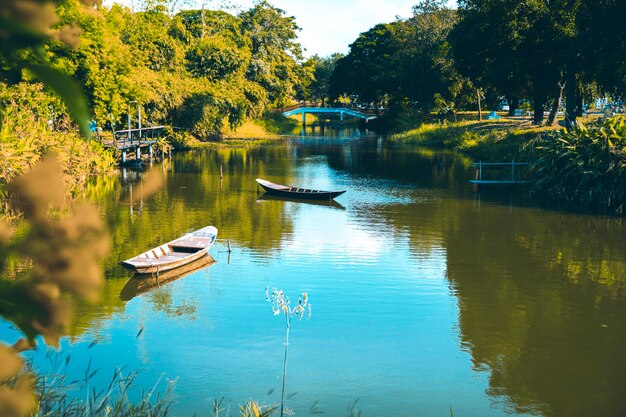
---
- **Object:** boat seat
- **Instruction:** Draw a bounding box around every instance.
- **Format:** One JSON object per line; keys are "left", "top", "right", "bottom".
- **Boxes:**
{"left": 168, "top": 252, "right": 189, "bottom": 258}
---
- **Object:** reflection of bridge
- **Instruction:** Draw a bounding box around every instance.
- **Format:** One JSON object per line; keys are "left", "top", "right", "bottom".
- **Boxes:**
{"left": 282, "top": 105, "right": 379, "bottom": 124}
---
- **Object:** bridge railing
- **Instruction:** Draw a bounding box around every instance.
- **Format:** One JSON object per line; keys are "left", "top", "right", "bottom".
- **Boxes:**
{"left": 274, "top": 102, "right": 321, "bottom": 113}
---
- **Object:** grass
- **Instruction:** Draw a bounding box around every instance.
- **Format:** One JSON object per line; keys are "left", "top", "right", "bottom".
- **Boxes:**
{"left": 389, "top": 118, "right": 557, "bottom": 161}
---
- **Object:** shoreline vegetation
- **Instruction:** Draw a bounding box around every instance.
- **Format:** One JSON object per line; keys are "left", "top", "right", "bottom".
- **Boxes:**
{"left": 389, "top": 115, "right": 554, "bottom": 161}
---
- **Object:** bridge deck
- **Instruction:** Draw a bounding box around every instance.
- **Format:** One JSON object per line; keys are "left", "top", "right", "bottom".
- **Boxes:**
{"left": 282, "top": 107, "right": 378, "bottom": 120}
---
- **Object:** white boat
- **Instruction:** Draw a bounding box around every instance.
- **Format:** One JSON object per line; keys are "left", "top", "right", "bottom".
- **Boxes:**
{"left": 120, "top": 226, "right": 218, "bottom": 274}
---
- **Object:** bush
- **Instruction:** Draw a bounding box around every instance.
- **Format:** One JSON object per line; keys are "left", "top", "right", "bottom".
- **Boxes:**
{"left": 527, "top": 116, "right": 626, "bottom": 213}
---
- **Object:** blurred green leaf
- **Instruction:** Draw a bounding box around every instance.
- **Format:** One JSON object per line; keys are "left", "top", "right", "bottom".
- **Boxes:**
{"left": 25, "top": 63, "right": 91, "bottom": 138}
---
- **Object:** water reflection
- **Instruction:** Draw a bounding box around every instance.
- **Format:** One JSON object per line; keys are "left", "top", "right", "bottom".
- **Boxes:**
{"left": 256, "top": 193, "right": 346, "bottom": 210}
{"left": 120, "top": 254, "right": 216, "bottom": 301}
{"left": 3, "top": 128, "right": 626, "bottom": 417}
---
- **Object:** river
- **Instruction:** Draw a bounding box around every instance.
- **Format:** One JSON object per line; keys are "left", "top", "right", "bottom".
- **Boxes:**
{"left": 2, "top": 128, "right": 626, "bottom": 417}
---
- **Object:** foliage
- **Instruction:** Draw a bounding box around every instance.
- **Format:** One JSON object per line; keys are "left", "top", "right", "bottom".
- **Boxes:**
{"left": 0, "top": 0, "right": 91, "bottom": 137}
{"left": 5, "top": 0, "right": 310, "bottom": 146}
{"left": 527, "top": 116, "right": 626, "bottom": 212}
{"left": 304, "top": 53, "right": 343, "bottom": 105}
{"left": 240, "top": 1, "right": 311, "bottom": 108}
{"left": 329, "top": 1, "right": 471, "bottom": 114}
{"left": 390, "top": 119, "right": 546, "bottom": 161}
{"left": 0, "top": 83, "right": 116, "bottom": 192}
{"left": 0, "top": 156, "right": 110, "bottom": 417}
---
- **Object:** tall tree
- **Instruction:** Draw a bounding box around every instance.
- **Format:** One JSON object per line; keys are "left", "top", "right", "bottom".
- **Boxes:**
{"left": 305, "top": 53, "right": 343, "bottom": 105}
{"left": 239, "top": 1, "right": 310, "bottom": 108}
{"left": 329, "top": 1, "right": 467, "bottom": 112}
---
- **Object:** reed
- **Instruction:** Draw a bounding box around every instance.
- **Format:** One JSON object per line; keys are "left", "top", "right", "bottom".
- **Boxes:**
{"left": 266, "top": 288, "right": 311, "bottom": 417}
{"left": 31, "top": 348, "right": 174, "bottom": 417}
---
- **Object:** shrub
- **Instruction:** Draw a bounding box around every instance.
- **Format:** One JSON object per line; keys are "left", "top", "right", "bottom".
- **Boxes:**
{"left": 527, "top": 116, "right": 626, "bottom": 213}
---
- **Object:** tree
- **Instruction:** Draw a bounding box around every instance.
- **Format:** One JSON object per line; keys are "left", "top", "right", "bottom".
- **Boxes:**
{"left": 450, "top": 0, "right": 589, "bottom": 126}
{"left": 578, "top": 0, "right": 626, "bottom": 97}
{"left": 239, "top": 1, "right": 310, "bottom": 108}
{"left": 329, "top": 23, "right": 402, "bottom": 106}
{"left": 304, "top": 53, "right": 343, "bottom": 105}
{"left": 330, "top": 1, "right": 469, "bottom": 113}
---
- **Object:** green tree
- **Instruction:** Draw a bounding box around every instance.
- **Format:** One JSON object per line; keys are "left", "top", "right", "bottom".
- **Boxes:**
{"left": 240, "top": 1, "right": 310, "bottom": 107}
{"left": 450, "top": 0, "right": 588, "bottom": 126}
{"left": 330, "top": 1, "right": 469, "bottom": 114}
{"left": 305, "top": 53, "right": 343, "bottom": 105}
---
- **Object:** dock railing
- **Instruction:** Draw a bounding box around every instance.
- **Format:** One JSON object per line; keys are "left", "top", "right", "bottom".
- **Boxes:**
{"left": 469, "top": 161, "right": 534, "bottom": 185}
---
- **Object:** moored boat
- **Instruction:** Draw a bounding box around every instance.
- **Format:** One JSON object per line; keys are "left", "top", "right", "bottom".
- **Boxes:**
{"left": 120, "top": 226, "right": 218, "bottom": 274}
{"left": 256, "top": 178, "right": 346, "bottom": 200}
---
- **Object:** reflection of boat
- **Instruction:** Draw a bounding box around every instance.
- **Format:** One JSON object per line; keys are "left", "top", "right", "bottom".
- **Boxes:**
{"left": 256, "top": 193, "right": 346, "bottom": 210}
{"left": 256, "top": 178, "right": 346, "bottom": 200}
{"left": 120, "top": 226, "right": 218, "bottom": 274}
{"left": 120, "top": 255, "right": 216, "bottom": 301}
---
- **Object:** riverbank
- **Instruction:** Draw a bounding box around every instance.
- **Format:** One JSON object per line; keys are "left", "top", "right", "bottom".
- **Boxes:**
{"left": 389, "top": 118, "right": 557, "bottom": 161}
{"left": 391, "top": 115, "right": 626, "bottom": 214}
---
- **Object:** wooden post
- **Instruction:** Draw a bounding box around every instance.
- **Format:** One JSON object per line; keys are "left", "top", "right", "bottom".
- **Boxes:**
{"left": 220, "top": 165, "right": 223, "bottom": 179}
{"left": 127, "top": 108, "right": 132, "bottom": 143}
{"left": 137, "top": 104, "right": 142, "bottom": 141}
{"left": 477, "top": 88, "right": 483, "bottom": 121}
{"left": 122, "top": 151, "right": 127, "bottom": 163}
{"left": 135, "top": 147, "right": 141, "bottom": 160}
{"left": 227, "top": 239, "right": 232, "bottom": 253}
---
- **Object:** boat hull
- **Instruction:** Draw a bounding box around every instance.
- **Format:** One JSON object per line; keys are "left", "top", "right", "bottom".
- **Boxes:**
{"left": 256, "top": 178, "right": 345, "bottom": 200}
{"left": 120, "top": 247, "right": 210, "bottom": 274}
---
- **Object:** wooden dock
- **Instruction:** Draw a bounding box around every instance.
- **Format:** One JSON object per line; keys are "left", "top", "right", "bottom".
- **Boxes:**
{"left": 469, "top": 161, "right": 534, "bottom": 185}
{"left": 103, "top": 126, "right": 167, "bottom": 164}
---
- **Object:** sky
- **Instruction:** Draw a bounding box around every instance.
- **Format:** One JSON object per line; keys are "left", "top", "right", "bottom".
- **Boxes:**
{"left": 112, "top": 0, "right": 457, "bottom": 58}
{"left": 233, "top": 0, "right": 457, "bottom": 57}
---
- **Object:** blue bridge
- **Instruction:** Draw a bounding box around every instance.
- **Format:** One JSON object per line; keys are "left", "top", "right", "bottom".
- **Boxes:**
{"left": 282, "top": 106, "right": 379, "bottom": 123}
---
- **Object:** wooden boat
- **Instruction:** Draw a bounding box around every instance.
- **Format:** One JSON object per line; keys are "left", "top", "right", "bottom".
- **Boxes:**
{"left": 120, "top": 254, "right": 216, "bottom": 301}
{"left": 120, "top": 226, "right": 218, "bottom": 274}
{"left": 256, "top": 178, "right": 346, "bottom": 200}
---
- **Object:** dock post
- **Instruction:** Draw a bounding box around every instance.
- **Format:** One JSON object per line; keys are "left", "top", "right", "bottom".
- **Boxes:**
{"left": 122, "top": 151, "right": 127, "bottom": 164}
{"left": 149, "top": 145, "right": 153, "bottom": 158}
{"left": 135, "top": 147, "right": 141, "bottom": 160}
{"left": 302, "top": 111, "right": 306, "bottom": 127}
{"left": 137, "top": 104, "right": 142, "bottom": 140}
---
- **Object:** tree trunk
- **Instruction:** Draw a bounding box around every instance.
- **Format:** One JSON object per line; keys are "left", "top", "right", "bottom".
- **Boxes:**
{"left": 547, "top": 81, "right": 565, "bottom": 126}
{"left": 532, "top": 94, "right": 546, "bottom": 125}
{"left": 576, "top": 95, "right": 583, "bottom": 117}
{"left": 508, "top": 98, "right": 520, "bottom": 116}
{"left": 565, "top": 56, "right": 578, "bottom": 127}
{"left": 477, "top": 89, "right": 482, "bottom": 121}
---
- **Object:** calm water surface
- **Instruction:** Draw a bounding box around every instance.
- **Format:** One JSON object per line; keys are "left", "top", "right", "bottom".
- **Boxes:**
{"left": 3, "top": 128, "right": 626, "bottom": 417}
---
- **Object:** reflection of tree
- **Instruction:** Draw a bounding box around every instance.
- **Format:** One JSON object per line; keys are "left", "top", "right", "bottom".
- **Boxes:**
{"left": 65, "top": 147, "right": 296, "bottom": 336}
{"left": 444, "top": 205, "right": 626, "bottom": 417}
{"left": 148, "top": 289, "right": 197, "bottom": 319}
